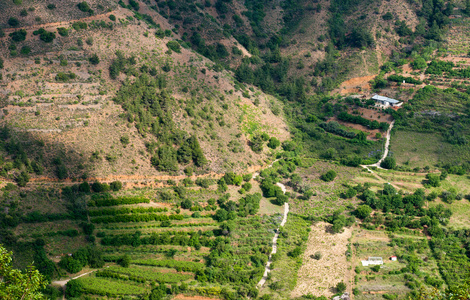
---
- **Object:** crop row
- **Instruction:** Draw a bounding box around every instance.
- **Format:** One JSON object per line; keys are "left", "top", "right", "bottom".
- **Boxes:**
{"left": 100, "top": 222, "right": 216, "bottom": 231}
{"left": 88, "top": 206, "right": 168, "bottom": 216}
{"left": 132, "top": 259, "right": 204, "bottom": 272}
{"left": 91, "top": 213, "right": 185, "bottom": 223}
{"left": 95, "top": 270, "right": 145, "bottom": 283}
{"left": 88, "top": 195, "right": 150, "bottom": 207}
{"left": 77, "top": 277, "right": 147, "bottom": 296}
{"left": 108, "top": 265, "right": 193, "bottom": 283}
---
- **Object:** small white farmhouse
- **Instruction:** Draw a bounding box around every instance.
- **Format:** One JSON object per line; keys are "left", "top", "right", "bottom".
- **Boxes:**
{"left": 372, "top": 94, "right": 403, "bottom": 108}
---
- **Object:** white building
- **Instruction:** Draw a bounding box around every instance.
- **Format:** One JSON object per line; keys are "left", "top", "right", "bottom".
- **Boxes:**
{"left": 372, "top": 94, "right": 403, "bottom": 108}
{"left": 361, "top": 257, "right": 384, "bottom": 266}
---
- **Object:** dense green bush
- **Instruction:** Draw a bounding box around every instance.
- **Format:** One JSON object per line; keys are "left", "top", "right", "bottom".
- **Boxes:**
{"left": 320, "top": 170, "right": 336, "bottom": 182}
{"left": 9, "top": 29, "right": 27, "bottom": 42}
{"left": 380, "top": 157, "right": 396, "bottom": 169}
{"left": 167, "top": 41, "right": 181, "bottom": 53}
{"left": 89, "top": 53, "right": 100, "bottom": 65}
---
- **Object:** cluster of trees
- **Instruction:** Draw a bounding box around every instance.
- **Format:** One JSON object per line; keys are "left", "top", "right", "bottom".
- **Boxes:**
{"left": 357, "top": 184, "right": 452, "bottom": 234}
{"left": 387, "top": 75, "right": 422, "bottom": 85}
{"left": 319, "top": 121, "right": 357, "bottom": 139}
{"left": 32, "top": 28, "right": 56, "bottom": 43}
{"left": 249, "top": 133, "right": 280, "bottom": 153}
{"left": 214, "top": 193, "right": 262, "bottom": 221}
{"left": 59, "top": 247, "right": 104, "bottom": 273}
{"left": 113, "top": 73, "right": 207, "bottom": 172}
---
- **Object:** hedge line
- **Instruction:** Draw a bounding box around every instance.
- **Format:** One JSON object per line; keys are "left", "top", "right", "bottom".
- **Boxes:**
{"left": 88, "top": 206, "right": 167, "bottom": 216}
{"left": 132, "top": 259, "right": 204, "bottom": 272}
{"left": 91, "top": 213, "right": 184, "bottom": 224}
{"left": 338, "top": 111, "right": 389, "bottom": 131}
{"left": 88, "top": 195, "right": 150, "bottom": 207}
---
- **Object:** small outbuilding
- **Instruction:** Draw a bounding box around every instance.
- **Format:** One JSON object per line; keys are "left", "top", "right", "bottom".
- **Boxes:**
{"left": 390, "top": 256, "right": 397, "bottom": 261}
{"left": 333, "top": 292, "right": 351, "bottom": 300}
{"left": 361, "top": 257, "right": 384, "bottom": 267}
{"left": 372, "top": 94, "right": 403, "bottom": 108}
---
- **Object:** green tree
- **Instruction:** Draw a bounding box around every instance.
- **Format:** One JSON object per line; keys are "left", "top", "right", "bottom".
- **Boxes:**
{"left": 65, "top": 279, "right": 83, "bottom": 298}
{"left": 336, "top": 281, "right": 347, "bottom": 293}
{"left": 110, "top": 180, "right": 122, "bottom": 191}
{"left": 426, "top": 173, "right": 441, "bottom": 187}
{"left": 411, "top": 57, "right": 427, "bottom": 70}
{"left": 355, "top": 205, "right": 372, "bottom": 219}
{"left": 0, "top": 245, "right": 47, "bottom": 300}
{"left": 267, "top": 137, "right": 280, "bottom": 149}
{"left": 118, "top": 254, "right": 130, "bottom": 267}
{"left": 380, "top": 157, "right": 396, "bottom": 169}
{"left": 89, "top": 53, "right": 100, "bottom": 65}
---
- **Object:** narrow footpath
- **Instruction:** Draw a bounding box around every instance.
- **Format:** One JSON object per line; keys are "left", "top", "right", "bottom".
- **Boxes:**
{"left": 361, "top": 121, "right": 395, "bottom": 171}
{"left": 258, "top": 182, "right": 289, "bottom": 287}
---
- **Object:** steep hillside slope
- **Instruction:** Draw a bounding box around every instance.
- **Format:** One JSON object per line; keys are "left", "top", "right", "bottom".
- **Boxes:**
{"left": 0, "top": 0, "right": 289, "bottom": 182}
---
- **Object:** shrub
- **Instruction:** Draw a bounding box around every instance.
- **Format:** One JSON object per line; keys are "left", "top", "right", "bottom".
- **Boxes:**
{"left": 336, "top": 282, "right": 346, "bottom": 294}
{"left": 250, "top": 134, "right": 264, "bottom": 153}
{"left": 77, "top": 1, "right": 92, "bottom": 13}
{"left": 10, "top": 29, "right": 27, "bottom": 42}
{"left": 267, "top": 137, "right": 280, "bottom": 149}
{"left": 20, "top": 46, "right": 31, "bottom": 55}
{"left": 426, "top": 173, "right": 440, "bottom": 187}
{"left": 109, "top": 14, "right": 116, "bottom": 21}
{"left": 288, "top": 246, "right": 302, "bottom": 258}
{"left": 320, "top": 170, "right": 336, "bottom": 182}
{"left": 8, "top": 18, "right": 20, "bottom": 27}
{"left": 55, "top": 72, "right": 76, "bottom": 82}
{"left": 167, "top": 41, "right": 181, "bottom": 53}
{"left": 312, "top": 251, "right": 322, "bottom": 260}
{"left": 39, "top": 31, "right": 56, "bottom": 43}
{"left": 110, "top": 181, "right": 122, "bottom": 191}
{"left": 47, "top": 4, "right": 56, "bottom": 9}
{"left": 57, "top": 27, "right": 69, "bottom": 37}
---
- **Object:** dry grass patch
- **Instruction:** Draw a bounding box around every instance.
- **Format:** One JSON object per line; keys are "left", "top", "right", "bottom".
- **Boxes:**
{"left": 291, "top": 222, "right": 352, "bottom": 298}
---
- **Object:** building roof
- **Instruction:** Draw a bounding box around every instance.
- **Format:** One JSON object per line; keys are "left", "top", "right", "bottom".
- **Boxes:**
{"left": 372, "top": 94, "right": 401, "bottom": 104}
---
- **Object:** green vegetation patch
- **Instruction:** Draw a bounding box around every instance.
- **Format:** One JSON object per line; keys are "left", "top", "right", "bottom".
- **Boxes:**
{"left": 107, "top": 265, "right": 193, "bottom": 282}
{"left": 76, "top": 276, "right": 147, "bottom": 296}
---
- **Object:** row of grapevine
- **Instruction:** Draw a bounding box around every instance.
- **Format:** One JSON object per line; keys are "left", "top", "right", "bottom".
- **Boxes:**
{"left": 88, "top": 206, "right": 168, "bottom": 216}
{"left": 88, "top": 195, "right": 150, "bottom": 207}
{"left": 77, "top": 277, "right": 147, "bottom": 296}
{"left": 107, "top": 265, "right": 193, "bottom": 283}
{"left": 132, "top": 259, "right": 205, "bottom": 272}
{"left": 91, "top": 213, "right": 184, "bottom": 223}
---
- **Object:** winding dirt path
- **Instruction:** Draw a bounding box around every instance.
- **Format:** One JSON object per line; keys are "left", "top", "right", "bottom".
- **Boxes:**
{"left": 258, "top": 183, "right": 289, "bottom": 287}
{"left": 51, "top": 269, "right": 98, "bottom": 287}
{"left": 361, "top": 120, "right": 394, "bottom": 171}
{"left": 360, "top": 121, "right": 399, "bottom": 189}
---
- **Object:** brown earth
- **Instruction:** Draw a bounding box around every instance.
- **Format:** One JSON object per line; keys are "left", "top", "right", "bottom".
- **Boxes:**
{"left": 336, "top": 75, "right": 376, "bottom": 95}
{"left": 291, "top": 222, "right": 352, "bottom": 298}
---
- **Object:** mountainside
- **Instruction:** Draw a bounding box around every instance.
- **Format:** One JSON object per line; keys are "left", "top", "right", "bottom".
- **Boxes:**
{"left": 2, "top": 1, "right": 470, "bottom": 300}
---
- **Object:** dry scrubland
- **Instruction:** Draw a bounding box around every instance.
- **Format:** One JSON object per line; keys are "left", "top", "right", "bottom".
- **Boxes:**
{"left": 0, "top": 1, "right": 289, "bottom": 179}
{"left": 292, "top": 222, "right": 352, "bottom": 298}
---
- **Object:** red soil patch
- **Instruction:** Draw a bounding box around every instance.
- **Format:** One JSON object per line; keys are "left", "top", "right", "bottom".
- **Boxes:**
{"left": 336, "top": 75, "right": 376, "bottom": 95}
